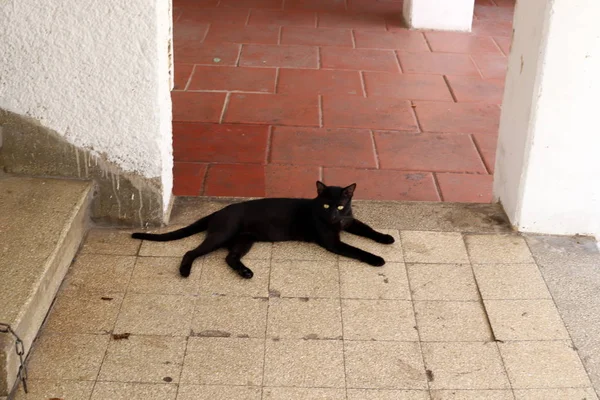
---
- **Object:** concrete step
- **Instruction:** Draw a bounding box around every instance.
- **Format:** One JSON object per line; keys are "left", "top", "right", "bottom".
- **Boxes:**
{"left": 0, "top": 176, "right": 93, "bottom": 397}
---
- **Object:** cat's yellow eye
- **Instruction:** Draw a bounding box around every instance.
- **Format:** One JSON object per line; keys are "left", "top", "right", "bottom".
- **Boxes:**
{"left": 323, "top": 204, "right": 330, "bottom": 209}
{"left": 337, "top": 205, "right": 344, "bottom": 210}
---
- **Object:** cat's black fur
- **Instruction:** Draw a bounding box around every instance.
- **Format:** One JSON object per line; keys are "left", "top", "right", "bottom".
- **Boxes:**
{"left": 131, "top": 181, "right": 394, "bottom": 279}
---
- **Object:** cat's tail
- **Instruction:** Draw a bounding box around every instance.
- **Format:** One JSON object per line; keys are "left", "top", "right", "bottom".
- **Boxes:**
{"left": 131, "top": 215, "right": 212, "bottom": 242}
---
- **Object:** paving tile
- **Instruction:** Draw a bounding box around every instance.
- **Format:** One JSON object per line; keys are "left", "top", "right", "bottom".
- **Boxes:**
{"left": 471, "top": 54, "right": 508, "bottom": 79}
{"left": 218, "top": 0, "right": 283, "bottom": 8}
{"left": 485, "top": 299, "right": 570, "bottom": 340}
{"left": 472, "top": 133, "right": 497, "bottom": 173}
{"left": 264, "top": 339, "right": 345, "bottom": 387}
{"left": 414, "top": 301, "right": 493, "bottom": 341}
{"left": 177, "top": 385, "right": 262, "bottom": 400}
{"left": 113, "top": 293, "right": 194, "bottom": 336}
{"left": 138, "top": 226, "right": 204, "bottom": 258}
{"left": 98, "top": 335, "right": 186, "bottom": 383}
{"left": 268, "top": 297, "right": 342, "bottom": 339}
{"left": 12, "top": 380, "right": 94, "bottom": 400}
{"left": 322, "top": 95, "right": 418, "bottom": 130}
{"left": 493, "top": 37, "right": 512, "bottom": 56}
{"left": 239, "top": 44, "right": 318, "bottom": 68}
{"left": 270, "top": 126, "right": 376, "bottom": 167}
{"left": 465, "top": 234, "right": 535, "bottom": 263}
{"left": 472, "top": 19, "right": 513, "bottom": 37}
{"left": 341, "top": 229, "right": 403, "bottom": 262}
{"left": 347, "top": 389, "right": 430, "bottom": 400}
{"left": 173, "top": 42, "right": 241, "bottom": 65}
{"left": 317, "top": 12, "right": 387, "bottom": 30}
{"left": 320, "top": 47, "right": 401, "bottom": 72}
{"left": 265, "top": 164, "right": 320, "bottom": 198}
{"left": 63, "top": 254, "right": 135, "bottom": 293}
{"left": 513, "top": 388, "right": 599, "bottom": 400}
{"left": 354, "top": 30, "right": 430, "bottom": 51}
{"left": 90, "top": 382, "right": 177, "bottom": 400}
{"left": 173, "top": 63, "right": 194, "bottom": 90}
{"left": 345, "top": 341, "right": 427, "bottom": 389}
{"left": 173, "top": 21, "right": 210, "bottom": 43}
{"left": 282, "top": 26, "right": 353, "bottom": 48}
{"left": 342, "top": 299, "right": 418, "bottom": 341}
{"left": 425, "top": 32, "right": 503, "bottom": 54}
{"left": 173, "top": 162, "right": 207, "bottom": 196}
{"left": 178, "top": 8, "right": 250, "bottom": 25}
{"left": 472, "top": 263, "right": 551, "bottom": 299}
{"left": 248, "top": 9, "right": 317, "bottom": 26}
{"left": 363, "top": 72, "right": 453, "bottom": 101}
{"left": 203, "top": 164, "right": 265, "bottom": 197}
{"left": 422, "top": 342, "right": 510, "bottom": 389}
{"left": 200, "top": 258, "right": 270, "bottom": 297}
{"left": 284, "top": 0, "right": 346, "bottom": 11}
{"left": 323, "top": 169, "right": 440, "bottom": 201}
{"left": 413, "top": 101, "right": 501, "bottom": 133}
{"left": 128, "top": 256, "right": 202, "bottom": 295}
{"left": 187, "top": 66, "right": 276, "bottom": 92}
{"left": 81, "top": 229, "right": 140, "bottom": 255}
{"left": 499, "top": 341, "right": 591, "bottom": 388}
{"left": 277, "top": 68, "right": 363, "bottom": 95}
{"left": 374, "top": 132, "right": 487, "bottom": 173}
{"left": 44, "top": 291, "right": 124, "bottom": 334}
{"left": 271, "top": 242, "right": 337, "bottom": 261}
{"left": 192, "top": 295, "right": 268, "bottom": 338}
{"left": 171, "top": 91, "right": 226, "bottom": 122}
{"left": 205, "top": 23, "right": 279, "bottom": 44}
{"left": 397, "top": 52, "right": 479, "bottom": 75}
{"left": 269, "top": 260, "right": 339, "bottom": 298}
{"left": 27, "top": 333, "right": 109, "bottom": 380}
{"left": 181, "top": 337, "right": 265, "bottom": 385}
{"left": 173, "top": 122, "right": 269, "bottom": 163}
{"left": 436, "top": 173, "right": 493, "bottom": 203}
{"left": 340, "top": 261, "right": 411, "bottom": 300}
{"left": 446, "top": 75, "right": 505, "bottom": 103}
{"left": 430, "top": 390, "right": 515, "bottom": 400}
{"left": 401, "top": 231, "right": 469, "bottom": 264}
{"left": 348, "top": 0, "right": 404, "bottom": 12}
{"left": 263, "top": 387, "right": 346, "bottom": 399}
{"left": 224, "top": 93, "right": 319, "bottom": 126}
{"left": 407, "top": 264, "right": 479, "bottom": 301}
{"left": 474, "top": 4, "right": 514, "bottom": 20}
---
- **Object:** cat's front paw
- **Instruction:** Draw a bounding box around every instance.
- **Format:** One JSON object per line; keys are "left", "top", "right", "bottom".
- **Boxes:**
{"left": 365, "top": 255, "right": 385, "bottom": 267}
{"left": 377, "top": 234, "right": 395, "bottom": 245}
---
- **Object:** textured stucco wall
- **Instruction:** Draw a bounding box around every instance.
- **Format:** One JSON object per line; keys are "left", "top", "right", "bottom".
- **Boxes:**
{"left": 0, "top": 0, "right": 173, "bottom": 211}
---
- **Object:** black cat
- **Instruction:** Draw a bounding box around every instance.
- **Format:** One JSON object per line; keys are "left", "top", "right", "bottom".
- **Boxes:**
{"left": 131, "top": 181, "right": 395, "bottom": 279}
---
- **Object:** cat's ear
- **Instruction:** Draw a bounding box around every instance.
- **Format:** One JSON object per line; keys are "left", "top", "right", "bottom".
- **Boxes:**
{"left": 316, "top": 181, "right": 327, "bottom": 195}
{"left": 342, "top": 183, "right": 357, "bottom": 198}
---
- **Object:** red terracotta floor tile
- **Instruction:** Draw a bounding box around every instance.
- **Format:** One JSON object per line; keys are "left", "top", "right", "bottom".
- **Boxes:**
{"left": 281, "top": 27, "right": 353, "bottom": 47}
{"left": 320, "top": 47, "right": 401, "bottom": 72}
{"left": 475, "top": 0, "right": 495, "bottom": 5}
{"left": 354, "top": 30, "right": 430, "bottom": 51}
{"left": 471, "top": 54, "right": 508, "bottom": 79}
{"left": 173, "top": 21, "right": 210, "bottom": 42}
{"left": 218, "top": 0, "right": 283, "bottom": 9}
{"left": 374, "top": 132, "right": 487, "bottom": 173}
{"left": 239, "top": 44, "right": 318, "bottom": 68}
{"left": 322, "top": 95, "right": 419, "bottom": 131}
{"left": 493, "top": 0, "right": 516, "bottom": 7}
{"left": 323, "top": 168, "right": 440, "bottom": 201}
{"left": 347, "top": 0, "right": 404, "bottom": 13}
{"left": 173, "top": 64, "right": 195, "bottom": 90}
{"left": 472, "top": 133, "right": 498, "bottom": 173}
{"left": 173, "top": 162, "right": 207, "bottom": 196}
{"left": 284, "top": 0, "right": 347, "bottom": 11}
{"left": 472, "top": 19, "right": 513, "bottom": 37}
{"left": 188, "top": 66, "right": 277, "bottom": 92}
{"left": 204, "top": 24, "right": 280, "bottom": 45}
{"left": 397, "top": 52, "right": 479, "bottom": 76}
{"left": 446, "top": 75, "right": 505, "bottom": 103}
{"left": 204, "top": 164, "right": 266, "bottom": 197}
{"left": 224, "top": 93, "right": 320, "bottom": 126}
{"left": 172, "top": 92, "right": 226, "bottom": 122}
{"left": 436, "top": 173, "right": 493, "bottom": 203}
{"left": 363, "top": 72, "right": 453, "bottom": 101}
{"left": 474, "top": 4, "right": 514, "bottom": 20}
{"left": 413, "top": 101, "right": 501, "bottom": 133}
{"left": 178, "top": 7, "right": 250, "bottom": 24}
{"left": 173, "top": 122, "right": 269, "bottom": 163}
{"left": 265, "top": 165, "right": 321, "bottom": 198}
{"left": 277, "top": 69, "right": 363, "bottom": 96}
{"left": 425, "top": 32, "right": 503, "bottom": 54}
{"left": 493, "top": 37, "right": 512, "bottom": 56}
{"left": 317, "top": 12, "right": 387, "bottom": 30}
{"left": 174, "top": 0, "right": 219, "bottom": 7}
{"left": 174, "top": 42, "right": 241, "bottom": 65}
{"left": 247, "top": 9, "right": 317, "bottom": 26}
{"left": 270, "top": 127, "right": 377, "bottom": 168}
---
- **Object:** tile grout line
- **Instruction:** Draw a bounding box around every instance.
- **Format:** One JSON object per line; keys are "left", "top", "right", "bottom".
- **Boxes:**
{"left": 319, "top": 166, "right": 324, "bottom": 181}
{"left": 334, "top": 255, "right": 349, "bottom": 399}
{"left": 318, "top": 94, "right": 324, "bottom": 127}
{"left": 235, "top": 44, "right": 243, "bottom": 67}
{"left": 369, "top": 130, "right": 380, "bottom": 169}
{"left": 358, "top": 71, "right": 367, "bottom": 97}
{"left": 265, "top": 125, "right": 273, "bottom": 165}
{"left": 200, "top": 164, "right": 211, "bottom": 196}
{"left": 469, "top": 54, "right": 487, "bottom": 79}
{"left": 261, "top": 253, "right": 275, "bottom": 397}
{"left": 183, "top": 65, "right": 196, "bottom": 91}
{"left": 394, "top": 50, "right": 404, "bottom": 73}
{"left": 350, "top": 29, "right": 357, "bottom": 49}
{"left": 410, "top": 101, "right": 424, "bottom": 133}
{"left": 277, "top": 25, "right": 283, "bottom": 45}
{"left": 422, "top": 32, "right": 434, "bottom": 52}
{"left": 317, "top": 46, "right": 322, "bottom": 69}
{"left": 431, "top": 172, "right": 444, "bottom": 201}
{"left": 174, "top": 335, "right": 190, "bottom": 400}
{"left": 218, "top": 92, "right": 231, "bottom": 124}
{"left": 469, "top": 133, "right": 492, "bottom": 175}
{"left": 244, "top": 9, "right": 251, "bottom": 26}
{"left": 442, "top": 75, "right": 459, "bottom": 103}
{"left": 274, "top": 67, "right": 281, "bottom": 93}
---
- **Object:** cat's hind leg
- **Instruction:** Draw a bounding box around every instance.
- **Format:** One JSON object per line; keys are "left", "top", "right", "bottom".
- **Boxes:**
{"left": 180, "top": 233, "right": 229, "bottom": 277}
{"left": 225, "top": 234, "right": 255, "bottom": 279}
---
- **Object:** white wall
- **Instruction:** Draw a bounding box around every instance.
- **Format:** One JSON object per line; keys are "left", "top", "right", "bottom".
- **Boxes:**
{"left": 494, "top": 0, "right": 600, "bottom": 238}
{"left": 0, "top": 0, "right": 173, "bottom": 211}
{"left": 403, "top": 0, "right": 475, "bottom": 32}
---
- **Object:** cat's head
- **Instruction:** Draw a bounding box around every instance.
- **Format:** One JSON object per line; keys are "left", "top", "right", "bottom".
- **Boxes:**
{"left": 314, "top": 181, "right": 356, "bottom": 224}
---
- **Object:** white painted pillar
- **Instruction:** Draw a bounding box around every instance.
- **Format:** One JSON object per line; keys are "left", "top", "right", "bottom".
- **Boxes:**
{"left": 494, "top": 0, "right": 600, "bottom": 238}
{"left": 403, "top": 0, "right": 475, "bottom": 32}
